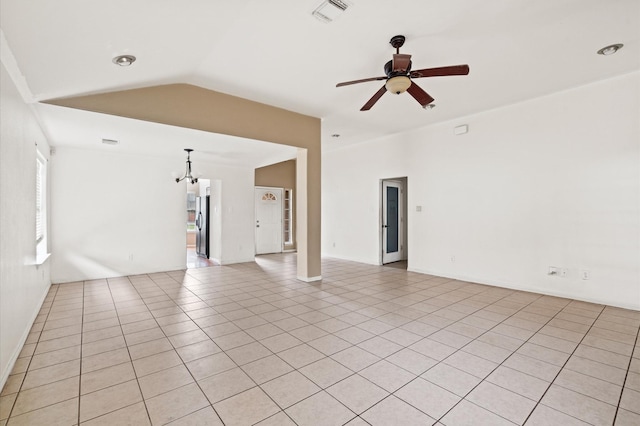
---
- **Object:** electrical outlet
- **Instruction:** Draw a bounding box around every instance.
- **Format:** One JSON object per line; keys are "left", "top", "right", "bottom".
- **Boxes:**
{"left": 450, "top": 255, "right": 456, "bottom": 262}
{"left": 560, "top": 268, "right": 568, "bottom": 277}
{"left": 581, "top": 270, "right": 590, "bottom": 280}
{"left": 548, "top": 266, "right": 558, "bottom": 276}
{"left": 332, "top": 242, "right": 336, "bottom": 248}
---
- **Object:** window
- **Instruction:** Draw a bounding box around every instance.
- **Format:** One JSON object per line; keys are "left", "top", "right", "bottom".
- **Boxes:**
{"left": 36, "top": 151, "right": 47, "bottom": 260}
{"left": 284, "top": 189, "right": 293, "bottom": 245}
{"left": 261, "top": 192, "right": 278, "bottom": 201}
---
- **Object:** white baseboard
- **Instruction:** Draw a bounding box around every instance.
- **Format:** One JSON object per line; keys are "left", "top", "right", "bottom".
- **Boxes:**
{"left": 407, "top": 267, "right": 640, "bottom": 311}
{"left": 0, "top": 281, "right": 51, "bottom": 390}
{"left": 297, "top": 275, "right": 322, "bottom": 283}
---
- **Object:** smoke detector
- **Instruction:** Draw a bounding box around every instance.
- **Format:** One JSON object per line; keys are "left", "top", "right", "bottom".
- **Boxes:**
{"left": 312, "top": 0, "right": 352, "bottom": 23}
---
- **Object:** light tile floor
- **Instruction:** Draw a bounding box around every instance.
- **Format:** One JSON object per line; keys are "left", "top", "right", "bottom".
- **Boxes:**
{"left": 1, "top": 254, "right": 639, "bottom": 425}
{"left": 186, "top": 248, "right": 217, "bottom": 269}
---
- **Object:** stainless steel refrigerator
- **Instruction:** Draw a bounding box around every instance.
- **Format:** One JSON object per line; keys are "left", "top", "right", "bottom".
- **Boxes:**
{"left": 195, "top": 195, "right": 210, "bottom": 258}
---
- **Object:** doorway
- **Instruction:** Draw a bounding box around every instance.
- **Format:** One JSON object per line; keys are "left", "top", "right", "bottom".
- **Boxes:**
{"left": 255, "top": 187, "right": 283, "bottom": 255}
{"left": 186, "top": 179, "right": 214, "bottom": 268}
{"left": 381, "top": 178, "right": 408, "bottom": 266}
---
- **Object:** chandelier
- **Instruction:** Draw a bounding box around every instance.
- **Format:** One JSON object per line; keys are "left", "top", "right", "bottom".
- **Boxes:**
{"left": 175, "top": 148, "right": 199, "bottom": 184}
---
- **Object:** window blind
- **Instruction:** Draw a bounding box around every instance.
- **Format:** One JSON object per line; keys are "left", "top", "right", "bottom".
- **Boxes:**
{"left": 36, "top": 156, "right": 44, "bottom": 242}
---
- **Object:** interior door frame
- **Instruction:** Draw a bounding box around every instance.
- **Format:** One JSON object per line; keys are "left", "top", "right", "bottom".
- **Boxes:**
{"left": 255, "top": 186, "right": 284, "bottom": 255}
{"left": 380, "top": 178, "right": 408, "bottom": 265}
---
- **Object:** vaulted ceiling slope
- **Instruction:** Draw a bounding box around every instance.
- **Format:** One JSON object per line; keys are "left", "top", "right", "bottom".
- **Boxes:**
{"left": 1, "top": 0, "right": 639, "bottom": 151}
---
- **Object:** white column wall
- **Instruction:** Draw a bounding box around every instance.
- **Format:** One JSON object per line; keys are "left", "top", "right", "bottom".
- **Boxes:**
{"left": 0, "top": 63, "right": 52, "bottom": 387}
{"left": 322, "top": 72, "right": 640, "bottom": 309}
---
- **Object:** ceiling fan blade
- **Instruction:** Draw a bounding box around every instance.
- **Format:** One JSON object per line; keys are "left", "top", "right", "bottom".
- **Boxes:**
{"left": 407, "top": 82, "right": 435, "bottom": 107}
{"left": 410, "top": 64, "right": 470, "bottom": 78}
{"left": 336, "top": 76, "right": 387, "bottom": 87}
{"left": 392, "top": 54, "right": 412, "bottom": 72}
{"left": 361, "top": 85, "right": 387, "bottom": 111}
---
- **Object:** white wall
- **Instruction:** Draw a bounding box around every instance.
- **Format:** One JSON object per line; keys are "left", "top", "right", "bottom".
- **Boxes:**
{"left": 323, "top": 72, "right": 640, "bottom": 310}
{"left": 322, "top": 138, "right": 408, "bottom": 264}
{"left": 51, "top": 148, "right": 256, "bottom": 283}
{"left": 209, "top": 179, "right": 223, "bottom": 263}
{"left": 0, "top": 63, "right": 52, "bottom": 387}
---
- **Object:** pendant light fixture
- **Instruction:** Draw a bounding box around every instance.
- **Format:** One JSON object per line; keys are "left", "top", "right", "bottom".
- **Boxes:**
{"left": 175, "top": 149, "right": 199, "bottom": 184}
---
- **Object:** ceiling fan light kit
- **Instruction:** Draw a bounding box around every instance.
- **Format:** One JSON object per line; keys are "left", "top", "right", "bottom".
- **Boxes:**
{"left": 336, "top": 35, "right": 469, "bottom": 111}
{"left": 386, "top": 76, "right": 411, "bottom": 94}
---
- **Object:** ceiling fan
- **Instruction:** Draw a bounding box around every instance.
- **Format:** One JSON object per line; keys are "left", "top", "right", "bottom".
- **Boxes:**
{"left": 336, "top": 35, "right": 470, "bottom": 111}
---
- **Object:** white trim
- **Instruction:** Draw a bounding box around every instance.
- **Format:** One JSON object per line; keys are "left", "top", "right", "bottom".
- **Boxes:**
{"left": 0, "top": 281, "right": 51, "bottom": 390}
{"left": 321, "top": 253, "right": 378, "bottom": 265}
{"left": 255, "top": 186, "right": 284, "bottom": 255}
{"left": 34, "top": 252, "right": 51, "bottom": 265}
{"left": 297, "top": 275, "right": 322, "bottom": 282}
{"left": 0, "top": 29, "right": 35, "bottom": 103}
{"left": 408, "top": 267, "right": 640, "bottom": 312}
{"left": 218, "top": 256, "right": 256, "bottom": 265}
{"left": 381, "top": 179, "right": 404, "bottom": 265}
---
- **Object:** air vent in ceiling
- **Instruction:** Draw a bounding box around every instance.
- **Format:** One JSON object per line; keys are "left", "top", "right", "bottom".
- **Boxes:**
{"left": 312, "top": 0, "right": 352, "bottom": 23}
{"left": 101, "top": 138, "right": 119, "bottom": 146}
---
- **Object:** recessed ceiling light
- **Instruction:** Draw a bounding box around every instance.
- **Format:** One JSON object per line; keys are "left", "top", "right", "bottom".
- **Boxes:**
{"left": 423, "top": 104, "right": 436, "bottom": 110}
{"left": 597, "top": 44, "right": 623, "bottom": 56}
{"left": 112, "top": 54, "right": 136, "bottom": 66}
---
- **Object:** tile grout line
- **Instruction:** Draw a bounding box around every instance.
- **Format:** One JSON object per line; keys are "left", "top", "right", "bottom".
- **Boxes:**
{"left": 439, "top": 300, "right": 596, "bottom": 424}
{"left": 357, "top": 283, "right": 571, "bottom": 423}
{"left": 294, "top": 285, "right": 548, "bottom": 424}
{"left": 130, "top": 271, "right": 243, "bottom": 425}
{"left": 77, "top": 280, "right": 85, "bottom": 424}
{"left": 102, "top": 272, "right": 513, "bottom": 422}
{"left": 611, "top": 323, "right": 640, "bottom": 424}
{"left": 519, "top": 304, "right": 608, "bottom": 425}
{"left": 383, "top": 289, "right": 555, "bottom": 424}
{"left": 7, "top": 258, "right": 638, "bottom": 426}
{"left": 149, "top": 264, "right": 636, "bottom": 424}
{"left": 3, "top": 284, "right": 60, "bottom": 422}
{"left": 190, "top": 263, "right": 629, "bottom": 424}
{"left": 173, "top": 271, "right": 306, "bottom": 426}
{"left": 107, "top": 275, "right": 156, "bottom": 426}
{"left": 192, "top": 272, "right": 551, "bottom": 423}
{"left": 73, "top": 277, "right": 154, "bottom": 425}
{"left": 173, "top": 267, "right": 361, "bottom": 424}
{"left": 128, "top": 274, "right": 194, "bottom": 424}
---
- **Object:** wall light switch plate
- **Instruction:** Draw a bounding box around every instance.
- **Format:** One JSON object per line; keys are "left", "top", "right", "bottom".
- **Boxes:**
{"left": 416, "top": 206, "right": 422, "bottom": 212}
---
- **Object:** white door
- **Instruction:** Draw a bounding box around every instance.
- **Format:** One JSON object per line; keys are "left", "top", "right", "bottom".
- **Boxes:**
{"left": 255, "top": 187, "right": 283, "bottom": 255}
{"left": 382, "top": 180, "right": 403, "bottom": 264}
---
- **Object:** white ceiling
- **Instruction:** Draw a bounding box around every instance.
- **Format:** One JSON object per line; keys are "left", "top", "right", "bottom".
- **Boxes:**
{"left": 1, "top": 0, "right": 638, "bottom": 156}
